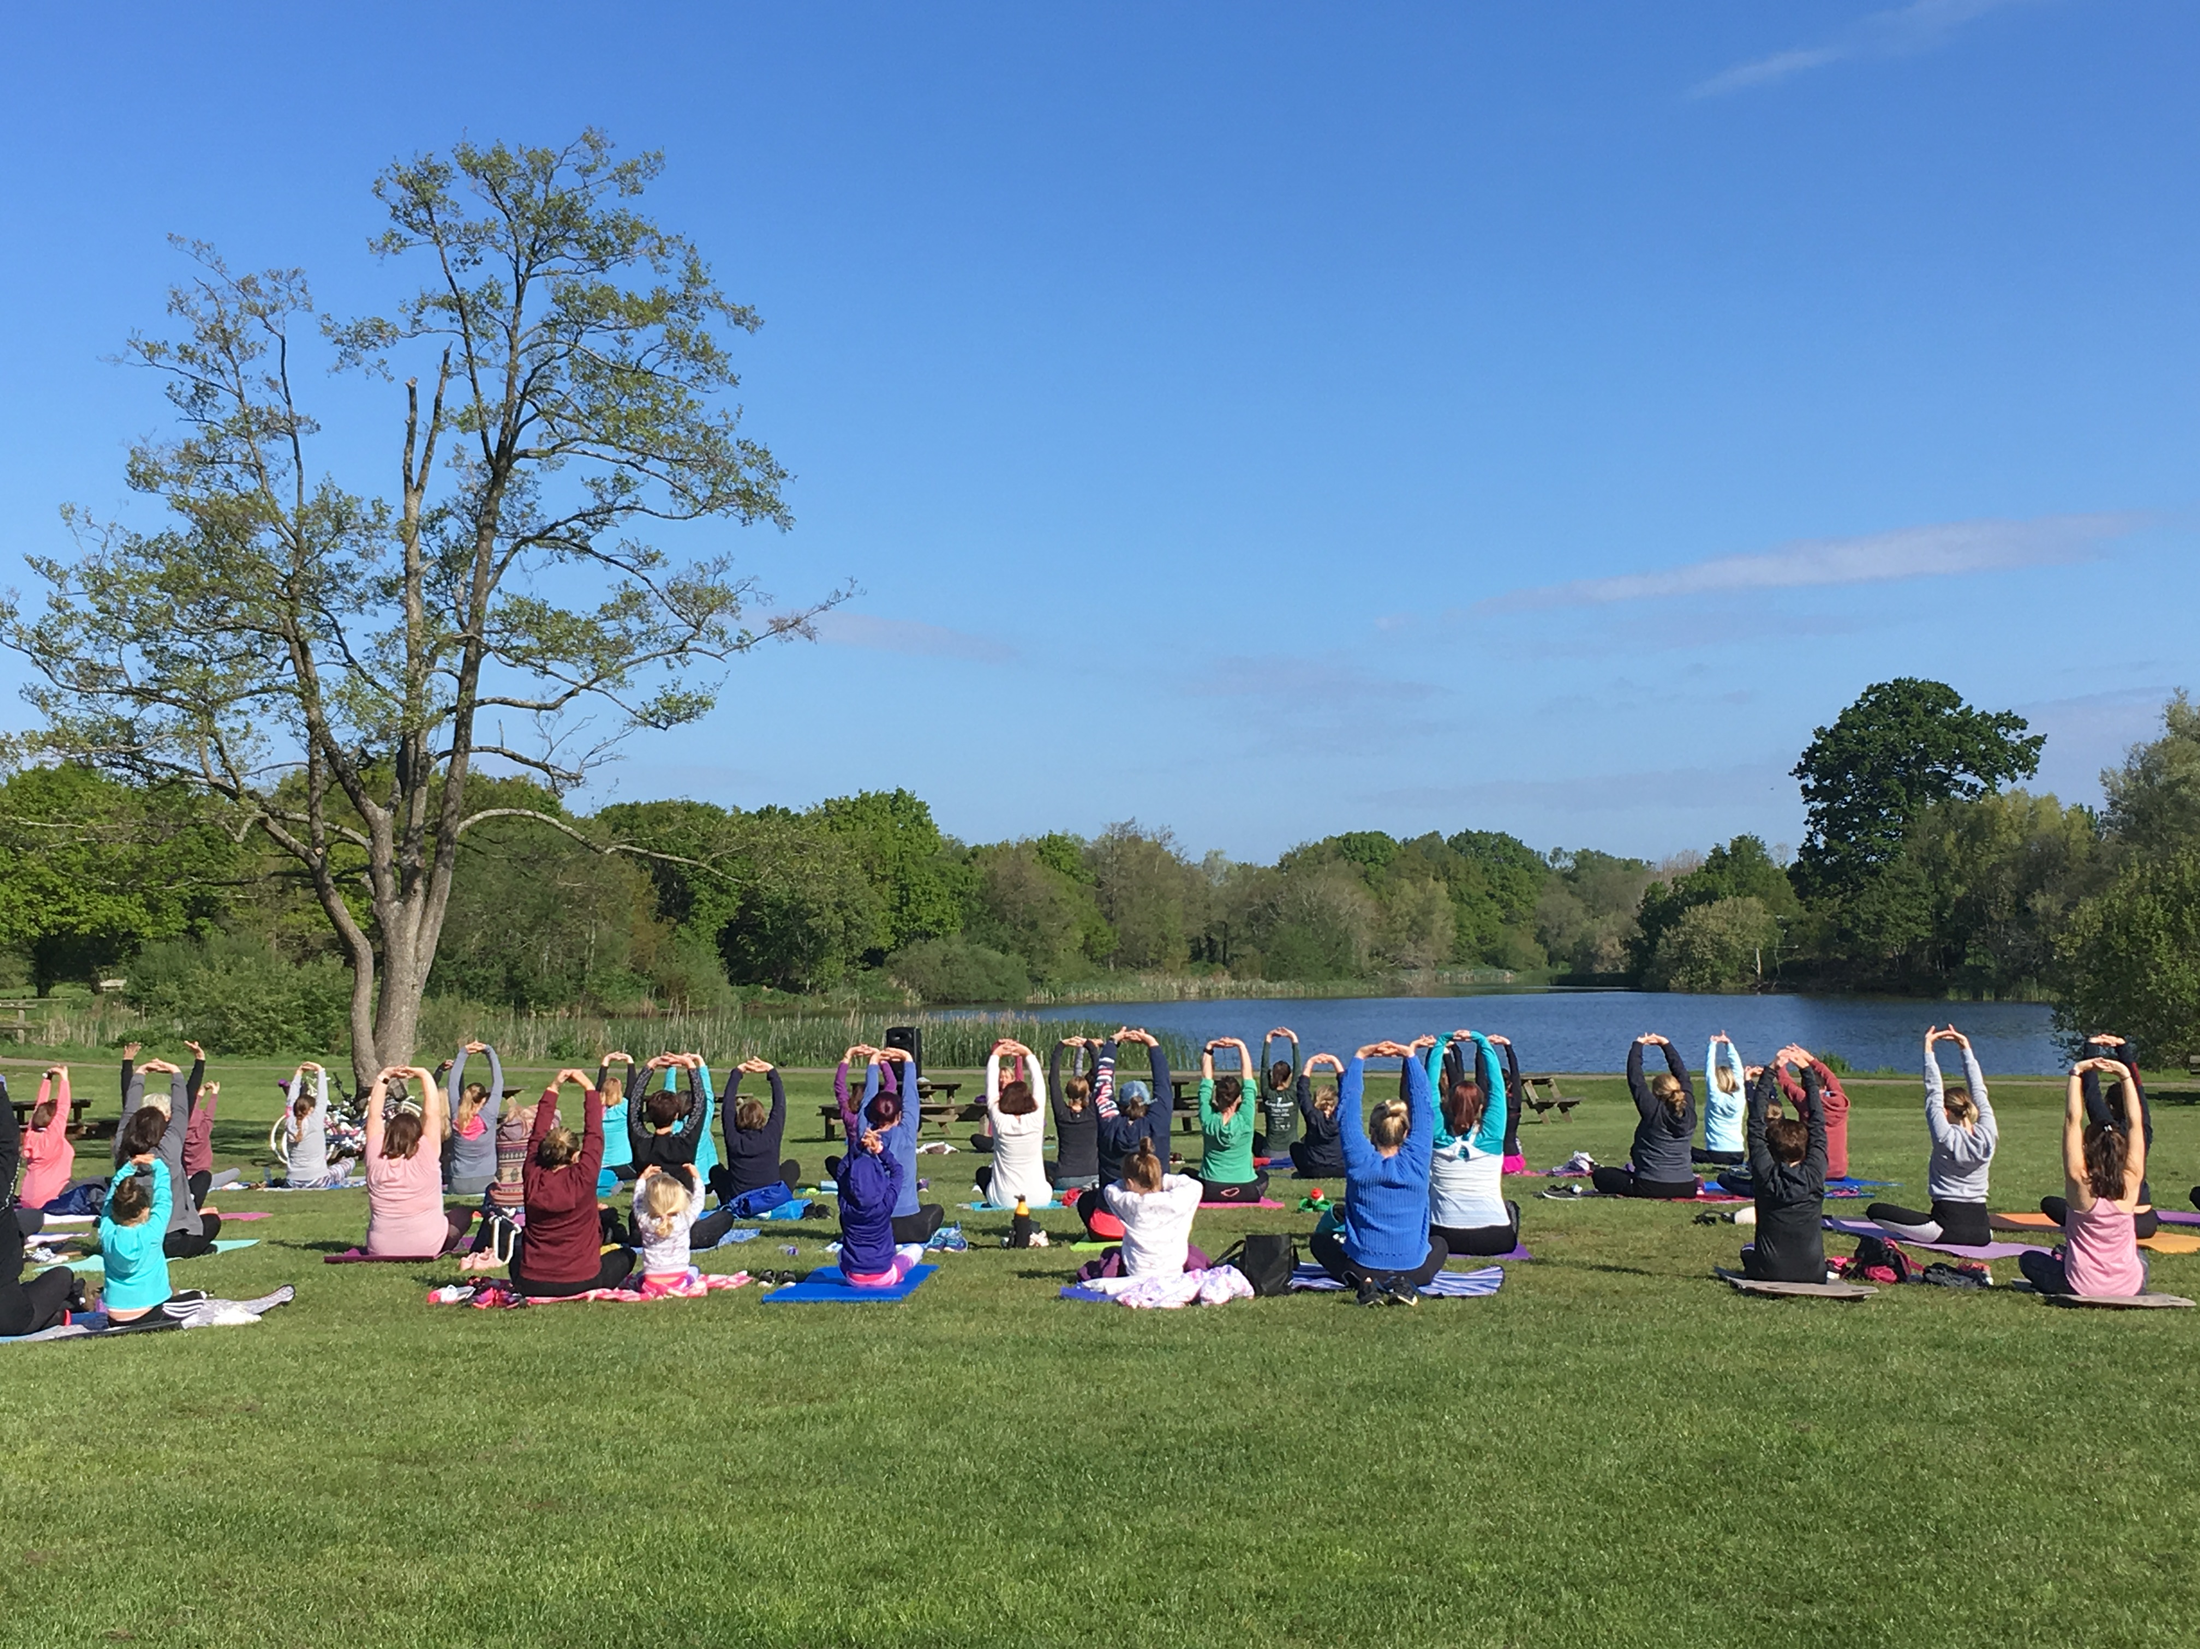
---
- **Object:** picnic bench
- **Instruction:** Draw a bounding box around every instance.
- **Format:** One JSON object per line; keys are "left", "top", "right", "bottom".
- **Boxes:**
{"left": 817, "top": 1079, "right": 967, "bottom": 1140}
{"left": 9, "top": 1096, "right": 90, "bottom": 1137}
{"left": 1516, "top": 1074, "right": 1581, "bottom": 1122}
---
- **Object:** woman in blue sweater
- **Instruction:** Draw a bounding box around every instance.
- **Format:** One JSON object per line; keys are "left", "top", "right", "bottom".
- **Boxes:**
{"left": 1309, "top": 1041, "right": 1444, "bottom": 1306}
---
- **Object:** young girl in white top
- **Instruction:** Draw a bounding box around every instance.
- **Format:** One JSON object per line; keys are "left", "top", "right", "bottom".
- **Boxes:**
{"left": 975, "top": 1039, "right": 1053, "bottom": 1209}
{"left": 630, "top": 1165, "right": 702, "bottom": 1282}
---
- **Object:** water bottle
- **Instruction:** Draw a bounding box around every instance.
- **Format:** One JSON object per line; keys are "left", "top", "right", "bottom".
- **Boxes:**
{"left": 1011, "top": 1195, "right": 1034, "bottom": 1249}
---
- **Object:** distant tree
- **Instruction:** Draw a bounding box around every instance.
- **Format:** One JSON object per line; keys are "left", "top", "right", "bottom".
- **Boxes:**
{"left": 1900, "top": 790, "right": 2101, "bottom": 994}
{"left": 1792, "top": 679, "right": 2042, "bottom": 904}
{"left": 2100, "top": 690, "right": 2200, "bottom": 856}
{"left": 1632, "top": 835, "right": 1799, "bottom": 978}
{"left": 812, "top": 789, "right": 972, "bottom": 955}
{"left": 1, "top": 132, "right": 834, "bottom": 1085}
{"left": 967, "top": 842, "right": 1111, "bottom": 982}
{"left": 1088, "top": 823, "right": 1201, "bottom": 971}
{"left": 1646, "top": 896, "right": 1777, "bottom": 993}
{"left": 2057, "top": 849, "right": 2200, "bottom": 1061}
{"left": 0, "top": 765, "right": 239, "bottom": 992}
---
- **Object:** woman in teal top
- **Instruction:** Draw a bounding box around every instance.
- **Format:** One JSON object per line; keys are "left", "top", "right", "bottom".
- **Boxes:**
{"left": 100, "top": 1157, "right": 174, "bottom": 1320}
{"left": 1196, "top": 1037, "right": 1267, "bottom": 1203}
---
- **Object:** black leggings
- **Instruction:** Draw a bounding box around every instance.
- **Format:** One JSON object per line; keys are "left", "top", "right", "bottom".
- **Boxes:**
{"left": 1077, "top": 1186, "right": 1120, "bottom": 1237}
{"left": 511, "top": 1246, "right": 636, "bottom": 1297}
{"left": 1309, "top": 1226, "right": 1446, "bottom": 1289}
{"left": 0, "top": 1266, "right": 79, "bottom": 1336}
{"left": 1432, "top": 1201, "right": 1521, "bottom": 1256}
{"left": 1289, "top": 1141, "right": 1343, "bottom": 1179}
{"left": 1199, "top": 1171, "right": 1269, "bottom": 1204}
{"left": 1590, "top": 1168, "right": 1697, "bottom": 1199}
{"left": 163, "top": 1213, "right": 223, "bottom": 1259}
{"left": 13, "top": 1207, "right": 42, "bottom": 1238}
{"left": 709, "top": 1160, "right": 802, "bottom": 1206}
{"left": 2043, "top": 1195, "right": 2158, "bottom": 1241}
{"left": 892, "top": 1205, "right": 944, "bottom": 1244}
{"left": 1867, "top": 1199, "right": 1990, "bottom": 1247}
{"left": 1691, "top": 1147, "right": 1745, "bottom": 1166}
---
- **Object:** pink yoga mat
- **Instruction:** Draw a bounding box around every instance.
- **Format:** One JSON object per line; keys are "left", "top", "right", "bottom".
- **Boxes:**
{"left": 324, "top": 1249, "right": 457, "bottom": 1264}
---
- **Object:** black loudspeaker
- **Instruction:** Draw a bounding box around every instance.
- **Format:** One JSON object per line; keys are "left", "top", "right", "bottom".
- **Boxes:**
{"left": 885, "top": 1025, "right": 922, "bottom": 1077}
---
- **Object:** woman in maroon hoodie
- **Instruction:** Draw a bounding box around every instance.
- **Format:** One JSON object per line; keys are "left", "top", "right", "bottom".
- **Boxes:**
{"left": 510, "top": 1069, "right": 634, "bottom": 1297}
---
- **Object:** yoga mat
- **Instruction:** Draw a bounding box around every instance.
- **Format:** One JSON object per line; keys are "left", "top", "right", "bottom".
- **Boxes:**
{"left": 760, "top": 1263, "right": 937, "bottom": 1304}
{"left": 1992, "top": 1212, "right": 2061, "bottom": 1230}
{"left": 703, "top": 1227, "right": 761, "bottom": 1247}
{"left": 211, "top": 1210, "right": 272, "bottom": 1222}
{"left": 1825, "top": 1218, "right": 2040, "bottom": 1260}
{"left": 1990, "top": 1213, "right": 2199, "bottom": 1252}
{"left": 964, "top": 1199, "right": 1061, "bottom": 1213}
{"left": 2042, "top": 1291, "right": 2194, "bottom": 1309}
{"left": 1825, "top": 1177, "right": 1898, "bottom": 1190}
{"left": 1715, "top": 1267, "right": 1876, "bottom": 1300}
{"left": 2156, "top": 1209, "right": 2200, "bottom": 1228}
{"left": 1285, "top": 1263, "right": 1506, "bottom": 1297}
{"left": 762, "top": 1199, "right": 812, "bottom": 1221}
{"left": 324, "top": 1249, "right": 456, "bottom": 1264}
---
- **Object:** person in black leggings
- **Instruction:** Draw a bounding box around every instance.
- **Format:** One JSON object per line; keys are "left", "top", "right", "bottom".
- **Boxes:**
{"left": 1590, "top": 1035, "right": 1698, "bottom": 1199}
{"left": 1, "top": 1088, "right": 84, "bottom": 1336}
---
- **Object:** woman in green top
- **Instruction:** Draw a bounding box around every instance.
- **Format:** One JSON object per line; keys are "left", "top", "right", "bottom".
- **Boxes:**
{"left": 1197, "top": 1038, "right": 1268, "bottom": 1203}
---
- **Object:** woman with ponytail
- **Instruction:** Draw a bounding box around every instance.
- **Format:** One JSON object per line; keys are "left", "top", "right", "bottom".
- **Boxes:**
{"left": 1426, "top": 1032, "right": 1520, "bottom": 1257}
{"left": 1589, "top": 1034, "right": 1699, "bottom": 1199}
{"left": 1312, "top": 1040, "right": 1445, "bottom": 1305}
{"left": 1077, "top": 1136, "right": 1208, "bottom": 1281}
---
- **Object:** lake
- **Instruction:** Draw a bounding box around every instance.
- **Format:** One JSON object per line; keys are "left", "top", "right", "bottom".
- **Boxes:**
{"left": 1002, "top": 991, "right": 2069, "bottom": 1075}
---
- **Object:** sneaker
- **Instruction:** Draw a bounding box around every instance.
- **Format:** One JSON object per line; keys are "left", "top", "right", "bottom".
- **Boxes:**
{"left": 1355, "top": 1278, "right": 1383, "bottom": 1307}
{"left": 1382, "top": 1279, "right": 1421, "bottom": 1308}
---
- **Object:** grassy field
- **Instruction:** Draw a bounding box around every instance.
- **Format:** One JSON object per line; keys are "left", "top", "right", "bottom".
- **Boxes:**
{"left": 4, "top": 1052, "right": 2199, "bottom": 1647}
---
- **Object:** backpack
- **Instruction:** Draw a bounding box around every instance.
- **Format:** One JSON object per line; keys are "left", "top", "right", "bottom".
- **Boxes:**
{"left": 1850, "top": 1233, "right": 1914, "bottom": 1285}
{"left": 1217, "top": 1233, "right": 1297, "bottom": 1297}
{"left": 729, "top": 1181, "right": 794, "bottom": 1218}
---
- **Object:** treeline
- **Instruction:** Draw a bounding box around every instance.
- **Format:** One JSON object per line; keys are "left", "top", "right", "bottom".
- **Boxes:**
{"left": 5, "top": 680, "right": 2200, "bottom": 1058}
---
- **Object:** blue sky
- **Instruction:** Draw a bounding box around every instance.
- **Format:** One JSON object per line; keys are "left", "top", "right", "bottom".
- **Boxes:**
{"left": 1, "top": 1, "right": 2194, "bottom": 863}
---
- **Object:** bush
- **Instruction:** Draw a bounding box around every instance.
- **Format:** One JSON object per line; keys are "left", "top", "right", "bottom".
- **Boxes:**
{"left": 886, "top": 937, "right": 1030, "bottom": 1005}
{"left": 125, "top": 932, "right": 351, "bottom": 1055}
{"left": 1648, "top": 896, "right": 1775, "bottom": 993}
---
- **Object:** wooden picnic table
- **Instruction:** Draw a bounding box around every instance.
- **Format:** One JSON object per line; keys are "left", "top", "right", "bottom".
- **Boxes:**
{"left": 1515, "top": 1073, "right": 1581, "bottom": 1121}
{"left": 9, "top": 1096, "right": 90, "bottom": 1137}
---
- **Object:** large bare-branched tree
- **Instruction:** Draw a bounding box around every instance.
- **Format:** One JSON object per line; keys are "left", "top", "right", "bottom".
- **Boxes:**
{"left": 2, "top": 131, "right": 837, "bottom": 1084}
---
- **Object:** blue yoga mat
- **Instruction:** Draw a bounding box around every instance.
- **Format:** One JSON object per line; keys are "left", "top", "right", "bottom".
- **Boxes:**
{"left": 760, "top": 1263, "right": 937, "bottom": 1304}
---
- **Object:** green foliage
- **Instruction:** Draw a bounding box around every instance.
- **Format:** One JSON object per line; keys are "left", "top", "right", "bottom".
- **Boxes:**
{"left": 2058, "top": 849, "right": 2200, "bottom": 1060}
{"left": 1633, "top": 836, "right": 1799, "bottom": 976}
{"left": 812, "top": 789, "right": 972, "bottom": 952}
{"left": 1539, "top": 849, "right": 1657, "bottom": 975}
{"left": 126, "top": 932, "right": 350, "bottom": 1054}
{"left": 966, "top": 842, "right": 1112, "bottom": 983}
{"left": 885, "top": 936, "right": 1031, "bottom": 1005}
{"left": 1644, "top": 895, "right": 1777, "bottom": 992}
{"left": 0, "top": 765, "right": 239, "bottom": 991}
{"left": 1793, "top": 679, "right": 2043, "bottom": 903}
{"left": 1899, "top": 790, "right": 2100, "bottom": 994}
{"left": 2101, "top": 689, "right": 2200, "bottom": 857}
{"left": 1088, "top": 823, "right": 1200, "bottom": 971}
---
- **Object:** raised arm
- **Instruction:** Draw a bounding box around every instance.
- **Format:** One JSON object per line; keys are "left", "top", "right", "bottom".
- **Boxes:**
{"left": 1800, "top": 1063, "right": 1827, "bottom": 1174}
{"left": 183, "top": 1043, "right": 206, "bottom": 1114}
{"left": 1470, "top": 1033, "right": 1507, "bottom": 1155}
{"left": 2117, "top": 1061, "right": 2147, "bottom": 1196}
{"left": 484, "top": 1047, "right": 504, "bottom": 1123}
{"left": 364, "top": 1070, "right": 391, "bottom": 1157}
{"left": 1401, "top": 1047, "right": 1435, "bottom": 1174}
{"left": 2061, "top": 1066, "right": 2088, "bottom": 1199}
{"left": 676, "top": 1058, "right": 709, "bottom": 1144}
{"left": 1626, "top": 1038, "right": 1652, "bottom": 1117}
{"left": 1094, "top": 1039, "right": 1118, "bottom": 1119}
{"left": 1659, "top": 1038, "right": 1692, "bottom": 1104}
{"left": 1745, "top": 1063, "right": 1777, "bottom": 1180}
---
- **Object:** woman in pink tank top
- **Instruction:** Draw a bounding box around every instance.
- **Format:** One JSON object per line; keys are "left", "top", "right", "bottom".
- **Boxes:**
{"left": 363, "top": 1065, "right": 474, "bottom": 1258}
{"left": 2019, "top": 1056, "right": 2149, "bottom": 1298}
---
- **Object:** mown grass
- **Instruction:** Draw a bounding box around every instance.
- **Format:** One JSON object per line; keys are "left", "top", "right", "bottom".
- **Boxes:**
{"left": 3, "top": 1058, "right": 2198, "bottom": 1648}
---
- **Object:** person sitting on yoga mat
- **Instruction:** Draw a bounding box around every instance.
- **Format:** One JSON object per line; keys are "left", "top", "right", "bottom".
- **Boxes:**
{"left": 17, "top": 1064, "right": 76, "bottom": 1213}
{"left": 2020, "top": 1056, "right": 2149, "bottom": 1297}
{"left": 1695, "top": 1035, "right": 1747, "bottom": 1167}
{"left": 1082, "top": 1030, "right": 1167, "bottom": 1238}
{"left": 99, "top": 1154, "right": 175, "bottom": 1324}
{"left": 592, "top": 1052, "right": 637, "bottom": 1182}
{"left": 625, "top": 1053, "right": 710, "bottom": 1179}
{"left": 1741, "top": 1060, "right": 1827, "bottom": 1282}
{"left": 2066, "top": 1034, "right": 2157, "bottom": 1238}
{"left": 2, "top": 1082, "right": 85, "bottom": 1336}
{"left": 278, "top": 1061, "right": 337, "bottom": 1187}
{"left": 1867, "top": 1026, "right": 1998, "bottom": 1247}
{"left": 711, "top": 1057, "right": 800, "bottom": 1207}
{"left": 1773, "top": 1045, "right": 1852, "bottom": 1182}
{"left": 116, "top": 1060, "right": 221, "bottom": 1257}
{"left": 976, "top": 1039, "right": 1052, "bottom": 1209}
{"left": 630, "top": 1163, "right": 705, "bottom": 1282}
{"left": 1289, "top": 1055, "right": 1347, "bottom": 1179}
{"left": 1196, "top": 1038, "right": 1268, "bottom": 1203}
{"left": 1256, "top": 1027, "right": 1302, "bottom": 1161}
{"left": 871, "top": 1046, "right": 944, "bottom": 1243}
{"left": 509, "top": 1069, "right": 634, "bottom": 1297}
{"left": 1591, "top": 1035, "right": 1699, "bottom": 1199}
{"left": 363, "top": 1065, "right": 474, "bottom": 1258}
{"left": 838, "top": 1099, "right": 921, "bottom": 1288}
{"left": 1312, "top": 1042, "right": 1444, "bottom": 1305}
{"left": 1079, "top": 1136, "right": 1208, "bottom": 1281}
{"left": 1426, "top": 1032, "right": 1519, "bottom": 1257}
{"left": 1047, "top": 1037, "right": 1102, "bottom": 1196}
{"left": 442, "top": 1041, "right": 503, "bottom": 1198}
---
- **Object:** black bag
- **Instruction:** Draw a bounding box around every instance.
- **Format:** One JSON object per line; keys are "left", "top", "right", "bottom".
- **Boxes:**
{"left": 1218, "top": 1233, "right": 1297, "bottom": 1297}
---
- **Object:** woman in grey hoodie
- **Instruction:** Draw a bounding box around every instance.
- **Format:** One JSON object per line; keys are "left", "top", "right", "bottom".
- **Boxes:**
{"left": 1866, "top": 1026, "right": 1998, "bottom": 1246}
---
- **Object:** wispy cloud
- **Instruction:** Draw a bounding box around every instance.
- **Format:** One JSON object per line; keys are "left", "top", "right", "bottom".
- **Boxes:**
{"left": 1480, "top": 512, "right": 2140, "bottom": 614}
{"left": 1188, "top": 654, "right": 1442, "bottom": 706}
{"left": 1692, "top": 0, "right": 2032, "bottom": 98}
{"left": 812, "top": 611, "right": 1017, "bottom": 664}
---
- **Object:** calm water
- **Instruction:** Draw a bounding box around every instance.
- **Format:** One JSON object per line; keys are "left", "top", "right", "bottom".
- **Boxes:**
{"left": 1004, "top": 991, "right": 2066, "bottom": 1075}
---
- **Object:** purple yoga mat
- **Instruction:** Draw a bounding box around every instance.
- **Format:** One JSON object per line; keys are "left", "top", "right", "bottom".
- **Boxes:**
{"left": 1824, "top": 1217, "right": 2045, "bottom": 1261}
{"left": 2156, "top": 1209, "right": 2200, "bottom": 1228}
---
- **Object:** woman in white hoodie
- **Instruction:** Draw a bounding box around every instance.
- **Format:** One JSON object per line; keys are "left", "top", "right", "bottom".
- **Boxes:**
{"left": 1076, "top": 1136, "right": 1207, "bottom": 1280}
{"left": 975, "top": 1039, "right": 1053, "bottom": 1209}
